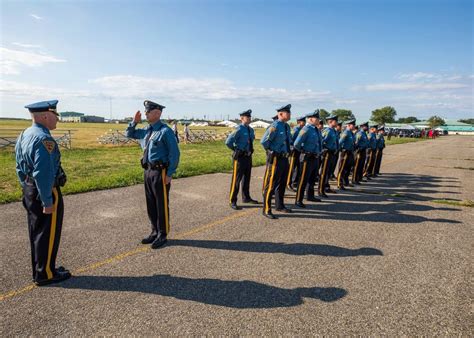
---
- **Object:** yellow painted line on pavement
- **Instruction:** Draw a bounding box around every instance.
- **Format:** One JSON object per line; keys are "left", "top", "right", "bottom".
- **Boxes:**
{"left": 0, "top": 208, "right": 259, "bottom": 302}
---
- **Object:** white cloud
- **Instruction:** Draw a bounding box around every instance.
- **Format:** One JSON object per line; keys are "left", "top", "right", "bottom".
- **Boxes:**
{"left": 362, "top": 82, "right": 468, "bottom": 91}
{"left": 30, "top": 14, "right": 43, "bottom": 20}
{"left": 0, "top": 47, "right": 66, "bottom": 75}
{"left": 0, "top": 80, "right": 93, "bottom": 99}
{"left": 397, "top": 72, "right": 438, "bottom": 81}
{"left": 12, "top": 42, "right": 42, "bottom": 49}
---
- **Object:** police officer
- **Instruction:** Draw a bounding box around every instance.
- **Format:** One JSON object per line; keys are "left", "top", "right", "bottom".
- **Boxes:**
{"left": 126, "top": 100, "right": 180, "bottom": 249}
{"left": 286, "top": 116, "right": 306, "bottom": 191}
{"left": 330, "top": 121, "right": 343, "bottom": 180}
{"left": 374, "top": 126, "right": 386, "bottom": 176}
{"left": 364, "top": 124, "right": 378, "bottom": 179}
{"left": 15, "top": 100, "right": 71, "bottom": 286}
{"left": 226, "top": 109, "right": 258, "bottom": 210}
{"left": 337, "top": 119, "right": 356, "bottom": 190}
{"left": 261, "top": 104, "right": 293, "bottom": 219}
{"left": 319, "top": 114, "right": 339, "bottom": 196}
{"left": 293, "top": 111, "right": 323, "bottom": 208}
{"left": 352, "top": 121, "right": 369, "bottom": 184}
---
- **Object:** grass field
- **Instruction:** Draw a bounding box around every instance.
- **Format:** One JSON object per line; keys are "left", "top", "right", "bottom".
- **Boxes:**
{"left": 0, "top": 119, "right": 427, "bottom": 204}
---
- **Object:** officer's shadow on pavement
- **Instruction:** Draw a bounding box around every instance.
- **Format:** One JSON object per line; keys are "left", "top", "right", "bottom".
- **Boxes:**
{"left": 170, "top": 239, "right": 383, "bottom": 257}
{"left": 56, "top": 274, "right": 347, "bottom": 308}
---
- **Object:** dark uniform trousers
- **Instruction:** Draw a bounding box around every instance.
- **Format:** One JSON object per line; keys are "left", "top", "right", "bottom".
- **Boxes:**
{"left": 22, "top": 183, "right": 63, "bottom": 281}
{"left": 295, "top": 154, "right": 318, "bottom": 202}
{"left": 352, "top": 149, "right": 367, "bottom": 183}
{"left": 337, "top": 151, "right": 355, "bottom": 187}
{"left": 364, "top": 149, "right": 376, "bottom": 177}
{"left": 229, "top": 154, "right": 252, "bottom": 204}
{"left": 374, "top": 149, "right": 383, "bottom": 175}
{"left": 144, "top": 167, "right": 170, "bottom": 237}
{"left": 286, "top": 150, "right": 301, "bottom": 189}
{"left": 330, "top": 150, "right": 340, "bottom": 179}
{"left": 263, "top": 153, "right": 289, "bottom": 214}
{"left": 318, "top": 151, "right": 332, "bottom": 194}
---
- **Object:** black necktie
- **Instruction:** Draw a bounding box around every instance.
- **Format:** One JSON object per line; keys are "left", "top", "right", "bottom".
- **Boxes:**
{"left": 246, "top": 126, "right": 253, "bottom": 153}
{"left": 284, "top": 123, "right": 290, "bottom": 153}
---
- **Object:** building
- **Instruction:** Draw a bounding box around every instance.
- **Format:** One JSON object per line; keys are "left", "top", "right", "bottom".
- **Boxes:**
{"left": 59, "top": 112, "right": 84, "bottom": 122}
{"left": 81, "top": 115, "right": 105, "bottom": 123}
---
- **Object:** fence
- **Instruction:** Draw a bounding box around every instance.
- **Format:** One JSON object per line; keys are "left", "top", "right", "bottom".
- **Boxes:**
{"left": 97, "top": 129, "right": 139, "bottom": 145}
{"left": 0, "top": 129, "right": 74, "bottom": 149}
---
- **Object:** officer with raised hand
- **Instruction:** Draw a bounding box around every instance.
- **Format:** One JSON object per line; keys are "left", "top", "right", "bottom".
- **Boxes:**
{"left": 337, "top": 119, "right": 356, "bottom": 190}
{"left": 374, "top": 126, "right": 386, "bottom": 176}
{"left": 261, "top": 104, "right": 293, "bottom": 219}
{"left": 293, "top": 111, "right": 323, "bottom": 208}
{"left": 126, "top": 100, "right": 180, "bottom": 249}
{"left": 319, "top": 114, "right": 339, "bottom": 196}
{"left": 352, "top": 122, "right": 369, "bottom": 184}
{"left": 364, "top": 124, "right": 378, "bottom": 180}
{"left": 286, "top": 116, "right": 306, "bottom": 191}
{"left": 15, "top": 100, "right": 71, "bottom": 286}
{"left": 226, "top": 109, "right": 258, "bottom": 210}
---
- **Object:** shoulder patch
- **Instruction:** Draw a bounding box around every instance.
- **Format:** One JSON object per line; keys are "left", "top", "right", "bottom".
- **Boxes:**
{"left": 299, "top": 129, "right": 306, "bottom": 136}
{"left": 42, "top": 140, "right": 56, "bottom": 154}
{"left": 269, "top": 127, "right": 276, "bottom": 132}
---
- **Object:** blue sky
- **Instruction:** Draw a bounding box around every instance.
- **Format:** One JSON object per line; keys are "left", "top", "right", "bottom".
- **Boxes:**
{"left": 1, "top": 0, "right": 472, "bottom": 121}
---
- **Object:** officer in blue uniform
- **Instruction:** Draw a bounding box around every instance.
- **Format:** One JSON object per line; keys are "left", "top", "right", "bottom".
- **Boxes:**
{"left": 15, "top": 100, "right": 71, "bottom": 286}
{"left": 261, "top": 104, "right": 293, "bottom": 219}
{"left": 364, "top": 124, "right": 378, "bottom": 179}
{"left": 226, "top": 109, "right": 258, "bottom": 210}
{"left": 330, "top": 120, "right": 343, "bottom": 180}
{"left": 374, "top": 126, "right": 386, "bottom": 176}
{"left": 126, "top": 100, "right": 180, "bottom": 249}
{"left": 337, "top": 119, "right": 356, "bottom": 189}
{"left": 286, "top": 116, "right": 306, "bottom": 191}
{"left": 293, "top": 111, "right": 323, "bottom": 208}
{"left": 319, "top": 114, "right": 339, "bottom": 196}
{"left": 352, "top": 121, "right": 369, "bottom": 184}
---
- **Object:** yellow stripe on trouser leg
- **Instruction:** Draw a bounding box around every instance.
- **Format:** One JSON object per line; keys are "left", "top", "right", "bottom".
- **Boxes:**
{"left": 319, "top": 153, "right": 329, "bottom": 194}
{"left": 337, "top": 153, "right": 348, "bottom": 188}
{"left": 296, "top": 161, "right": 307, "bottom": 201}
{"left": 265, "top": 157, "right": 278, "bottom": 213}
{"left": 45, "top": 187, "right": 59, "bottom": 279}
{"left": 364, "top": 151, "right": 372, "bottom": 176}
{"left": 229, "top": 159, "right": 238, "bottom": 204}
{"left": 352, "top": 152, "right": 360, "bottom": 182}
{"left": 372, "top": 150, "right": 379, "bottom": 176}
{"left": 262, "top": 165, "right": 269, "bottom": 192}
{"left": 161, "top": 169, "right": 170, "bottom": 235}
{"left": 286, "top": 154, "right": 295, "bottom": 187}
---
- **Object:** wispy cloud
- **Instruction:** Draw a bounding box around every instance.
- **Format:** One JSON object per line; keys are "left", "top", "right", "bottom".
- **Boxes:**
{"left": 0, "top": 47, "right": 66, "bottom": 75}
{"left": 361, "top": 82, "right": 468, "bottom": 91}
{"left": 29, "top": 14, "right": 43, "bottom": 20}
{"left": 12, "top": 42, "right": 42, "bottom": 49}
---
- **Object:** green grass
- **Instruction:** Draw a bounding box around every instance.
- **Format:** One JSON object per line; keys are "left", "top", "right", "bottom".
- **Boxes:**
{"left": 431, "top": 199, "right": 474, "bottom": 208}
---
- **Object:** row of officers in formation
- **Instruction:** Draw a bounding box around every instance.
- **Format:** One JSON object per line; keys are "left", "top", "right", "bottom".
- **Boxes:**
{"left": 15, "top": 99, "right": 384, "bottom": 286}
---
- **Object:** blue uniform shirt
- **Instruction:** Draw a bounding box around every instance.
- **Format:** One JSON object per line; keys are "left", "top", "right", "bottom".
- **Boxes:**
{"left": 355, "top": 130, "right": 369, "bottom": 150}
{"left": 376, "top": 134, "right": 386, "bottom": 149}
{"left": 368, "top": 132, "right": 377, "bottom": 150}
{"left": 260, "top": 120, "right": 292, "bottom": 153}
{"left": 15, "top": 123, "right": 61, "bottom": 208}
{"left": 225, "top": 124, "right": 255, "bottom": 152}
{"left": 322, "top": 127, "right": 338, "bottom": 151}
{"left": 293, "top": 124, "right": 322, "bottom": 154}
{"left": 126, "top": 120, "right": 180, "bottom": 177}
{"left": 339, "top": 129, "right": 355, "bottom": 151}
{"left": 291, "top": 125, "right": 302, "bottom": 143}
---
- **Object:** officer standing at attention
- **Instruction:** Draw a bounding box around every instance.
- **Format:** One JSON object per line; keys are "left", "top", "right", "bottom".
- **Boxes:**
{"left": 319, "top": 114, "right": 339, "bottom": 196}
{"left": 15, "top": 100, "right": 71, "bottom": 286}
{"left": 226, "top": 109, "right": 258, "bottom": 210}
{"left": 364, "top": 124, "right": 378, "bottom": 180}
{"left": 293, "top": 111, "right": 323, "bottom": 208}
{"left": 126, "top": 100, "right": 180, "bottom": 249}
{"left": 352, "top": 122, "right": 369, "bottom": 184}
{"left": 330, "top": 120, "right": 343, "bottom": 180}
{"left": 261, "top": 104, "right": 293, "bottom": 219}
{"left": 287, "top": 116, "right": 306, "bottom": 191}
{"left": 337, "top": 119, "right": 356, "bottom": 190}
{"left": 374, "top": 126, "right": 386, "bottom": 176}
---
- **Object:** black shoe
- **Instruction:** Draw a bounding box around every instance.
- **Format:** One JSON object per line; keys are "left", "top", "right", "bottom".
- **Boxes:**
{"left": 56, "top": 266, "right": 69, "bottom": 273}
{"left": 243, "top": 198, "right": 259, "bottom": 204}
{"left": 326, "top": 188, "right": 337, "bottom": 194}
{"left": 230, "top": 203, "right": 242, "bottom": 210}
{"left": 307, "top": 196, "right": 322, "bottom": 202}
{"left": 295, "top": 201, "right": 306, "bottom": 208}
{"left": 287, "top": 185, "right": 297, "bottom": 192}
{"left": 141, "top": 234, "right": 157, "bottom": 244}
{"left": 365, "top": 176, "right": 372, "bottom": 180}
{"left": 151, "top": 236, "right": 168, "bottom": 249}
{"left": 35, "top": 270, "right": 71, "bottom": 286}
{"left": 263, "top": 212, "right": 277, "bottom": 219}
{"left": 338, "top": 186, "right": 346, "bottom": 190}
{"left": 318, "top": 192, "right": 329, "bottom": 198}
{"left": 276, "top": 207, "right": 292, "bottom": 213}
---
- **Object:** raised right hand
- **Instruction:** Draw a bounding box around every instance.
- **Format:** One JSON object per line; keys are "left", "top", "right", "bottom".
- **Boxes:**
{"left": 133, "top": 110, "right": 142, "bottom": 123}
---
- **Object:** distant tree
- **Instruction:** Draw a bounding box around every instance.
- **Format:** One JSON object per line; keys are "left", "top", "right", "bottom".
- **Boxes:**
{"left": 331, "top": 109, "right": 355, "bottom": 122}
{"left": 397, "top": 116, "right": 420, "bottom": 123}
{"left": 371, "top": 106, "right": 397, "bottom": 124}
{"left": 459, "top": 118, "right": 474, "bottom": 125}
{"left": 427, "top": 116, "right": 446, "bottom": 129}
{"left": 319, "top": 109, "right": 329, "bottom": 121}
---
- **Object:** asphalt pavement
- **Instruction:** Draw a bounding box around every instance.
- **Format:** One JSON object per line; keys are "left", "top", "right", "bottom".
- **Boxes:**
{"left": 0, "top": 135, "right": 472, "bottom": 335}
